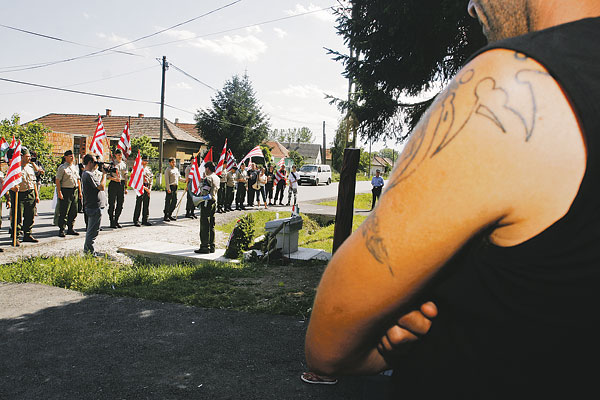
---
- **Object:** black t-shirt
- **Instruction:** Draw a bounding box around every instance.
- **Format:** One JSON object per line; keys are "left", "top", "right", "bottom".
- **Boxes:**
{"left": 247, "top": 170, "right": 257, "bottom": 185}
{"left": 81, "top": 170, "right": 101, "bottom": 209}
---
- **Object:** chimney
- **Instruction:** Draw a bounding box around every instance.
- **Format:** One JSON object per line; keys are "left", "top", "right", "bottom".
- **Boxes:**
{"left": 175, "top": 118, "right": 179, "bottom": 124}
{"left": 138, "top": 113, "right": 144, "bottom": 118}
{"left": 105, "top": 109, "right": 112, "bottom": 116}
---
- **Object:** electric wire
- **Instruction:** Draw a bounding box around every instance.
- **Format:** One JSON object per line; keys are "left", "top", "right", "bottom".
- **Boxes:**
{"left": 0, "top": 0, "right": 242, "bottom": 73}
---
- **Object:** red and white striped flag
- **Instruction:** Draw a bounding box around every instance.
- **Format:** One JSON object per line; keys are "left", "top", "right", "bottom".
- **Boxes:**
{"left": 0, "top": 141, "right": 22, "bottom": 198}
{"left": 239, "top": 145, "right": 264, "bottom": 165}
{"left": 274, "top": 166, "right": 286, "bottom": 185}
{"left": 188, "top": 156, "right": 203, "bottom": 195}
{"left": 226, "top": 150, "right": 236, "bottom": 172}
{"left": 117, "top": 122, "right": 131, "bottom": 158}
{"left": 128, "top": 150, "right": 144, "bottom": 196}
{"left": 89, "top": 116, "right": 107, "bottom": 156}
{"left": 198, "top": 147, "right": 213, "bottom": 178}
{"left": 215, "top": 139, "right": 227, "bottom": 176}
{"left": 276, "top": 158, "right": 285, "bottom": 169}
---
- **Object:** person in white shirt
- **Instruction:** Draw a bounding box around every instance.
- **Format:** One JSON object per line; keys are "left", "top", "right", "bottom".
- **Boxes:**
{"left": 286, "top": 165, "right": 299, "bottom": 206}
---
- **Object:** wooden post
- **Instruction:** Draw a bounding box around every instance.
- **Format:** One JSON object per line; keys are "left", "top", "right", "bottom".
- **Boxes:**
{"left": 332, "top": 148, "right": 360, "bottom": 253}
{"left": 13, "top": 190, "right": 18, "bottom": 247}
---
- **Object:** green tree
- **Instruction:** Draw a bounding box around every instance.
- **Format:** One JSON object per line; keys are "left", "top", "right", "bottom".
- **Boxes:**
{"left": 358, "top": 148, "right": 371, "bottom": 174}
{"left": 269, "top": 127, "right": 314, "bottom": 144}
{"left": 131, "top": 135, "right": 159, "bottom": 158}
{"left": 288, "top": 150, "right": 304, "bottom": 168}
{"left": 259, "top": 144, "right": 273, "bottom": 167}
{"left": 196, "top": 73, "right": 270, "bottom": 160}
{"left": 329, "top": 0, "right": 486, "bottom": 142}
{"left": 330, "top": 119, "right": 348, "bottom": 172}
{"left": 0, "top": 114, "right": 57, "bottom": 183}
{"left": 377, "top": 148, "right": 397, "bottom": 162}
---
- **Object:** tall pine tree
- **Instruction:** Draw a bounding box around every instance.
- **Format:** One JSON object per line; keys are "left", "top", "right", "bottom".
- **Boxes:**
{"left": 196, "top": 73, "right": 270, "bottom": 159}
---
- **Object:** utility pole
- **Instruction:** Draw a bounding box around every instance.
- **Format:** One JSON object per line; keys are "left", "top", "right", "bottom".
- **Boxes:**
{"left": 158, "top": 55, "right": 168, "bottom": 184}
{"left": 368, "top": 138, "right": 372, "bottom": 178}
{"left": 322, "top": 121, "right": 326, "bottom": 165}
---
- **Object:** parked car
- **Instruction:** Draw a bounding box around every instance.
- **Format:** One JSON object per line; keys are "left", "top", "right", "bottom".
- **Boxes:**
{"left": 298, "top": 164, "right": 332, "bottom": 186}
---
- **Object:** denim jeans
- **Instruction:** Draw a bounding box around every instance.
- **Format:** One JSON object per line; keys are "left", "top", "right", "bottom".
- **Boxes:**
{"left": 84, "top": 207, "right": 102, "bottom": 254}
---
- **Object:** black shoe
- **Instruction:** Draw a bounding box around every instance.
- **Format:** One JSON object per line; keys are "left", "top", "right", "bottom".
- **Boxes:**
{"left": 209, "top": 248, "right": 216, "bottom": 253}
{"left": 115, "top": 222, "right": 122, "bottom": 228}
{"left": 22, "top": 235, "right": 39, "bottom": 243}
{"left": 67, "top": 229, "right": 80, "bottom": 236}
{"left": 0, "top": 248, "right": 3, "bottom": 252}
{"left": 58, "top": 230, "right": 66, "bottom": 237}
{"left": 134, "top": 221, "right": 141, "bottom": 227}
{"left": 286, "top": 203, "right": 290, "bottom": 206}
{"left": 110, "top": 222, "right": 118, "bottom": 229}
{"left": 163, "top": 215, "right": 170, "bottom": 222}
{"left": 142, "top": 221, "right": 152, "bottom": 226}
{"left": 192, "top": 215, "right": 198, "bottom": 219}
{"left": 169, "top": 216, "right": 177, "bottom": 221}
{"left": 240, "top": 207, "right": 246, "bottom": 210}
{"left": 279, "top": 202, "right": 283, "bottom": 206}
{"left": 194, "top": 248, "right": 210, "bottom": 254}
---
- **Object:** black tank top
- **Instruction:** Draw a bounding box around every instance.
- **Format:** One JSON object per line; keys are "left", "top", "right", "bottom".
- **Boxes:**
{"left": 391, "top": 17, "right": 600, "bottom": 399}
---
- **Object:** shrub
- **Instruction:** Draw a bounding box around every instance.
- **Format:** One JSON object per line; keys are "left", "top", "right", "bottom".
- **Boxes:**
{"left": 224, "top": 214, "right": 255, "bottom": 259}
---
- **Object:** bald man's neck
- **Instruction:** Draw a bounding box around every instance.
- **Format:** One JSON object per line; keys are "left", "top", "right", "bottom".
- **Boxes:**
{"left": 534, "top": 0, "right": 600, "bottom": 31}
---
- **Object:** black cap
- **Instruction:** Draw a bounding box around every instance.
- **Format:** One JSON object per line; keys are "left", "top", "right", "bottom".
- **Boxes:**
{"left": 141, "top": 155, "right": 149, "bottom": 161}
{"left": 64, "top": 150, "right": 73, "bottom": 157}
{"left": 114, "top": 148, "right": 122, "bottom": 155}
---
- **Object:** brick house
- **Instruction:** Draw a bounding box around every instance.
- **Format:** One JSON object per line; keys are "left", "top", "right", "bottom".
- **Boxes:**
{"left": 27, "top": 110, "right": 206, "bottom": 166}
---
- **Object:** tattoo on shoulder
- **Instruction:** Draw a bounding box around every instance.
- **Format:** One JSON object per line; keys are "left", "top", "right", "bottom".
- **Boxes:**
{"left": 362, "top": 60, "right": 550, "bottom": 271}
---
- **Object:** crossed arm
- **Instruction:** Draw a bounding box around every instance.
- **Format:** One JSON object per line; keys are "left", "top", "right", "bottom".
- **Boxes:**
{"left": 305, "top": 49, "right": 586, "bottom": 375}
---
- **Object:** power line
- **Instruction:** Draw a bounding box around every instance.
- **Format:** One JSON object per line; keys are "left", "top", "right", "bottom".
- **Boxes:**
{"left": 168, "top": 62, "right": 217, "bottom": 91}
{"left": 0, "top": 64, "right": 159, "bottom": 96}
{"left": 136, "top": 5, "right": 336, "bottom": 50}
{"left": 0, "top": 0, "right": 242, "bottom": 74}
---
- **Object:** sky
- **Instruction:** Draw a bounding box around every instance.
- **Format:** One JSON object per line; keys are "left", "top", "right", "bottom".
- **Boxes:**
{"left": 0, "top": 0, "right": 399, "bottom": 152}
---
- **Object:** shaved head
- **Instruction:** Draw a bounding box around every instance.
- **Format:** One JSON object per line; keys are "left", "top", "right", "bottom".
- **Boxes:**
{"left": 468, "top": 0, "right": 535, "bottom": 42}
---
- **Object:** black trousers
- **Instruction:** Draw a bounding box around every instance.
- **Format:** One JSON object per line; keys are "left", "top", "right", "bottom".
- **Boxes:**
{"left": 217, "top": 182, "right": 226, "bottom": 209}
{"left": 274, "top": 181, "right": 286, "bottom": 203}
{"left": 134, "top": 189, "right": 150, "bottom": 223}
{"left": 372, "top": 186, "right": 382, "bottom": 208}
{"left": 265, "top": 183, "right": 274, "bottom": 202}
{"left": 255, "top": 186, "right": 266, "bottom": 203}
{"left": 10, "top": 189, "right": 35, "bottom": 237}
{"left": 236, "top": 183, "right": 246, "bottom": 208}
{"left": 108, "top": 180, "right": 125, "bottom": 221}
{"left": 199, "top": 200, "right": 216, "bottom": 250}
{"left": 58, "top": 187, "right": 78, "bottom": 230}
{"left": 247, "top": 183, "right": 255, "bottom": 206}
{"left": 225, "top": 186, "right": 235, "bottom": 209}
{"left": 163, "top": 185, "right": 177, "bottom": 216}
{"left": 186, "top": 187, "right": 196, "bottom": 215}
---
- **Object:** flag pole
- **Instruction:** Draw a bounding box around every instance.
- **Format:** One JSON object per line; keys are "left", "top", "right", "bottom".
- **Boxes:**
{"left": 13, "top": 190, "right": 18, "bottom": 247}
{"left": 174, "top": 190, "right": 185, "bottom": 221}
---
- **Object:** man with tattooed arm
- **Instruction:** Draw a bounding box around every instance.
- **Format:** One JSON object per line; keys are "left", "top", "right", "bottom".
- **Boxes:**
{"left": 306, "top": 1, "right": 600, "bottom": 397}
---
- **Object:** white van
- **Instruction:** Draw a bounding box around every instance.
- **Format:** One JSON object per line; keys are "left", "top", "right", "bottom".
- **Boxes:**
{"left": 298, "top": 164, "right": 332, "bottom": 186}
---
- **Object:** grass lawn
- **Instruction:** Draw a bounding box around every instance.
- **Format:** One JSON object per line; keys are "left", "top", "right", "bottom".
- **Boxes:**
{"left": 0, "top": 211, "right": 368, "bottom": 316}
{"left": 317, "top": 193, "right": 372, "bottom": 211}
{"left": 0, "top": 255, "right": 325, "bottom": 317}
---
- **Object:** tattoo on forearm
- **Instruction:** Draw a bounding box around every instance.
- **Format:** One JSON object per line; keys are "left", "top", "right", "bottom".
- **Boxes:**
{"left": 363, "top": 53, "right": 550, "bottom": 272}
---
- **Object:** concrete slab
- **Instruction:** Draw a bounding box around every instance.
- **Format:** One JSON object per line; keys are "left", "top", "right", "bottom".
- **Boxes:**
{"left": 118, "top": 240, "right": 239, "bottom": 264}
{"left": 286, "top": 247, "right": 332, "bottom": 261}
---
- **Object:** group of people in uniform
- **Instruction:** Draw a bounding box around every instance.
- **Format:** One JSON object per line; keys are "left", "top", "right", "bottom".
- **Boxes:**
{"left": 1, "top": 147, "right": 301, "bottom": 256}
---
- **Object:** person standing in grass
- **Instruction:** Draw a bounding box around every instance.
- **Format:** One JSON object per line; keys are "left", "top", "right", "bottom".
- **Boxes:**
{"left": 370, "top": 169, "right": 384, "bottom": 210}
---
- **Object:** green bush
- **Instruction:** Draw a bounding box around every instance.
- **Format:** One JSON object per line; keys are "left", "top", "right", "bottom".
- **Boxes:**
{"left": 38, "top": 185, "right": 54, "bottom": 200}
{"left": 224, "top": 214, "right": 255, "bottom": 259}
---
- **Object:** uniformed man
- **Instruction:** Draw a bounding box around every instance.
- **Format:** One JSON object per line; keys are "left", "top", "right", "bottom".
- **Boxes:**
{"left": 9, "top": 147, "right": 40, "bottom": 245}
{"left": 0, "top": 167, "right": 6, "bottom": 252}
{"left": 107, "top": 149, "right": 128, "bottom": 228}
{"left": 225, "top": 165, "right": 237, "bottom": 212}
{"left": 133, "top": 156, "right": 153, "bottom": 226}
{"left": 56, "top": 149, "right": 82, "bottom": 237}
{"left": 163, "top": 157, "right": 180, "bottom": 222}
{"left": 217, "top": 166, "right": 227, "bottom": 213}
{"left": 184, "top": 157, "right": 197, "bottom": 219}
{"left": 195, "top": 161, "right": 219, "bottom": 254}
{"left": 235, "top": 162, "right": 248, "bottom": 210}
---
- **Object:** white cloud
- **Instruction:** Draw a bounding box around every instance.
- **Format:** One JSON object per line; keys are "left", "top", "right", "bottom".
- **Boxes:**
{"left": 97, "top": 32, "right": 136, "bottom": 50}
{"left": 83, "top": 12, "right": 90, "bottom": 19}
{"left": 273, "top": 84, "right": 327, "bottom": 99}
{"left": 273, "top": 27, "right": 288, "bottom": 39}
{"left": 175, "top": 82, "right": 192, "bottom": 90}
{"left": 163, "top": 29, "right": 268, "bottom": 62}
{"left": 286, "top": 3, "right": 336, "bottom": 22}
{"left": 245, "top": 25, "right": 262, "bottom": 34}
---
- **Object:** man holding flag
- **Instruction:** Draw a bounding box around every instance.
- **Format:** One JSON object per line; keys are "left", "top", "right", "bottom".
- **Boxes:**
{"left": 132, "top": 154, "right": 153, "bottom": 227}
{"left": 184, "top": 156, "right": 198, "bottom": 219}
{"left": 107, "top": 149, "right": 128, "bottom": 229}
{"left": 215, "top": 140, "right": 228, "bottom": 214}
{"left": 10, "top": 146, "right": 40, "bottom": 244}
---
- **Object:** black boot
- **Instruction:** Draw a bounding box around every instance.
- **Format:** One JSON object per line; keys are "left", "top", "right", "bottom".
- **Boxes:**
{"left": 109, "top": 216, "right": 117, "bottom": 229}
{"left": 164, "top": 214, "right": 170, "bottom": 222}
